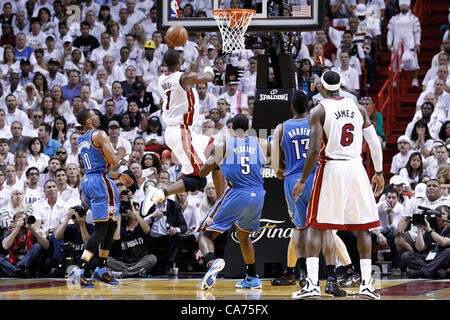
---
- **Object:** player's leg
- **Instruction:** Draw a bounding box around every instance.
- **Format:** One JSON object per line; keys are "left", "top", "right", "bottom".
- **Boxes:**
{"left": 92, "top": 219, "right": 120, "bottom": 285}
{"left": 235, "top": 227, "right": 262, "bottom": 289}
{"left": 294, "top": 229, "right": 308, "bottom": 287}
{"left": 356, "top": 229, "right": 381, "bottom": 299}
{"left": 198, "top": 230, "right": 225, "bottom": 290}
{"left": 271, "top": 235, "right": 298, "bottom": 285}
{"left": 333, "top": 230, "right": 360, "bottom": 287}
{"left": 321, "top": 229, "right": 346, "bottom": 297}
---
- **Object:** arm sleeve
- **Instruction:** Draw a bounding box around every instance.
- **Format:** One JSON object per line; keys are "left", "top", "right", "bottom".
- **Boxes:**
{"left": 363, "top": 125, "right": 383, "bottom": 172}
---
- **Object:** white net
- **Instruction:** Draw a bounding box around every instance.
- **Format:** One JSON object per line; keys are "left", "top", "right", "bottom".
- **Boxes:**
{"left": 212, "top": 9, "right": 256, "bottom": 54}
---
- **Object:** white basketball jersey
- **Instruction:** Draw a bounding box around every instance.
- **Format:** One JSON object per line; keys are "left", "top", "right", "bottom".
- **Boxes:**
{"left": 321, "top": 97, "right": 364, "bottom": 160}
{"left": 158, "top": 71, "right": 200, "bottom": 127}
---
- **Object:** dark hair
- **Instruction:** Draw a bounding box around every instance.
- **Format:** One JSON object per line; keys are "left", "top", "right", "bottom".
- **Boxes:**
{"left": 98, "top": 5, "right": 111, "bottom": 24}
{"left": 291, "top": 90, "right": 308, "bottom": 115}
{"left": 386, "top": 188, "right": 400, "bottom": 198}
{"left": 146, "top": 117, "right": 162, "bottom": 135}
{"left": 28, "top": 137, "right": 43, "bottom": 154}
{"left": 33, "top": 72, "right": 49, "bottom": 95}
{"left": 76, "top": 108, "right": 92, "bottom": 126}
{"left": 405, "top": 151, "right": 423, "bottom": 180}
{"left": 322, "top": 70, "right": 340, "bottom": 90}
{"left": 51, "top": 116, "right": 68, "bottom": 141}
{"left": 127, "top": 100, "right": 142, "bottom": 128}
{"left": 163, "top": 49, "right": 180, "bottom": 67}
{"left": 438, "top": 120, "right": 450, "bottom": 142}
{"left": 39, "top": 122, "right": 52, "bottom": 133}
{"left": 421, "top": 101, "right": 435, "bottom": 112}
{"left": 25, "top": 166, "right": 39, "bottom": 177}
{"left": 410, "top": 119, "right": 432, "bottom": 142}
{"left": 55, "top": 167, "right": 67, "bottom": 176}
{"left": 141, "top": 152, "right": 161, "bottom": 173}
{"left": 232, "top": 114, "right": 249, "bottom": 131}
{"left": 80, "top": 21, "right": 90, "bottom": 29}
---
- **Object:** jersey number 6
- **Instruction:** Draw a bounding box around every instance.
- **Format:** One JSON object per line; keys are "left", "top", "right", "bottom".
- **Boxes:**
{"left": 340, "top": 123, "right": 354, "bottom": 147}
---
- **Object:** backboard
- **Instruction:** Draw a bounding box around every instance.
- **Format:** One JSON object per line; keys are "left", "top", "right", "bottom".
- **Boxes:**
{"left": 158, "top": 0, "right": 325, "bottom": 33}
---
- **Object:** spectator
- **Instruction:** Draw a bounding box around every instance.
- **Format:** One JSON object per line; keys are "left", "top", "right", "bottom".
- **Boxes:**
{"left": 424, "top": 144, "right": 450, "bottom": 179}
{"left": 436, "top": 164, "right": 450, "bottom": 195}
{"left": 5, "top": 94, "right": 28, "bottom": 131}
{"left": 416, "top": 79, "right": 450, "bottom": 118}
{"left": 145, "top": 183, "right": 188, "bottom": 276}
{"left": 330, "top": 0, "right": 357, "bottom": 20}
{"left": 438, "top": 120, "right": 450, "bottom": 145}
{"left": 372, "top": 188, "right": 404, "bottom": 275}
{"left": 140, "top": 152, "right": 160, "bottom": 181}
{"left": 310, "top": 43, "right": 333, "bottom": 75}
{"left": 396, "top": 179, "right": 449, "bottom": 255}
{"left": 73, "top": 21, "right": 100, "bottom": 59}
{"left": 137, "top": 40, "right": 160, "bottom": 88}
{"left": 45, "top": 59, "right": 68, "bottom": 90}
{"left": 218, "top": 81, "right": 248, "bottom": 116}
{"left": 0, "top": 138, "right": 14, "bottom": 167}
{"left": 17, "top": 83, "right": 42, "bottom": 118}
{"left": 107, "top": 120, "right": 132, "bottom": 155}
{"left": 121, "top": 65, "right": 138, "bottom": 98}
{"left": 33, "top": 72, "right": 50, "bottom": 97}
{"left": 402, "top": 205, "right": 450, "bottom": 279}
{"left": 0, "top": 188, "right": 30, "bottom": 229}
{"left": 50, "top": 205, "right": 95, "bottom": 278}
{"left": 66, "top": 163, "right": 81, "bottom": 190}
{"left": 101, "top": 81, "right": 128, "bottom": 115}
{"left": 32, "top": 179, "right": 70, "bottom": 236}
{"left": 12, "top": 11, "right": 28, "bottom": 36}
{"left": 127, "top": 80, "right": 155, "bottom": 114}
{"left": 26, "top": 137, "right": 50, "bottom": 173}
{"left": 14, "top": 151, "right": 28, "bottom": 181}
{"left": 18, "top": 59, "right": 34, "bottom": 87}
{"left": 143, "top": 116, "right": 165, "bottom": 154}
{"left": 108, "top": 201, "right": 157, "bottom": 278}
{"left": 407, "top": 102, "right": 441, "bottom": 140}
{"left": 40, "top": 96, "right": 59, "bottom": 127}
{"left": 0, "top": 211, "right": 49, "bottom": 278}
{"left": 196, "top": 183, "right": 217, "bottom": 230}
{"left": 409, "top": 119, "right": 434, "bottom": 157}
{"left": 8, "top": 121, "right": 32, "bottom": 154}
{"left": 23, "top": 167, "right": 44, "bottom": 206}
{"left": 360, "top": 96, "right": 386, "bottom": 148}
{"left": 399, "top": 152, "right": 424, "bottom": 194}
{"left": 332, "top": 50, "right": 360, "bottom": 96}
{"left": 38, "top": 123, "right": 62, "bottom": 158}
{"left": 423, "top": 65, "right": 450, "bottom": 94}
{"left": 196, "top": 83, "right": 218, "bottom": 118}
{"left": 387, "top": 0, "right": 421, "bottom": 87}
{"left": 61, "top": 69, "right": 82, "bottom": 104}
{"left": 422, "top": 52, "right": 449, "bottom": 90}
{"left": 91, "top": 32, "right": 118, "bottom": 68}
{"left": 0, "top": 45, "right": 20, "bottom": 80}
{"left": 14, "top": 33, "right": 34, "bottom": 62}
{"left": 55, "top": 167, "right": 81, "bottom": 207}
{"left": 51, "top": 85, "right": 71, "bottom": 117}
{"left": 298, "top": 58, "right": 319, "bottom": 98}
{"left": 27, "top": 17, "right": 47, "bottom": 50}
{"left": 0, "top": 109, "right": 12, "bottom": 139}
{"left": 126, "top": 98, "right": 148, "bottom": 133}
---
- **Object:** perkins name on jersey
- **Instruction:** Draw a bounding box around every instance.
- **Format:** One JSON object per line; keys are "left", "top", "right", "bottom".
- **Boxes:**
{"left": 233, "top": 145, "right": 256, "bottom": 155}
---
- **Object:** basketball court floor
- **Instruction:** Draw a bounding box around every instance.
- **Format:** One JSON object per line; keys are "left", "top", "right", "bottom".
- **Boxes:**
{"left": 0, "top": 276, "right": 448, "bottom": 300}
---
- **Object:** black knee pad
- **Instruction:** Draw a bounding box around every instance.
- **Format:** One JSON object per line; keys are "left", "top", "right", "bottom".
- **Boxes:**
{"left": 181, "top": 176, "right": 207, "bottom": 192}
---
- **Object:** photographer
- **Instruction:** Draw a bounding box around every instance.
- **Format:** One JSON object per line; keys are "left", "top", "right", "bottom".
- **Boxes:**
{"left": 107, "top": 201, "right": 157, "bottom": 278}
{"left": 395, "top": 179, "right": 449, "bottom": 255}
{"left": 49, "top": 205, "right": 95, "bottom": 277}
{"left": 402, "top": 205, "right": 450, "bottom": 279}
{"left": 0, "top": 211, "right": 49, "bottom": 277}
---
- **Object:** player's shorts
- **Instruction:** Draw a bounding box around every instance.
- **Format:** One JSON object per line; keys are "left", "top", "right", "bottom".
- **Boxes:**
{"left": 306, "top": 158, "right": 380, "bottom": 231}
{"left": 164, "top": 125, "right": 214, "bottom": 176}
{"left": 284, "top": 171, "right": 315, "bottom": 229}
{"left": 200, "top": 187, "right": 266, "bottom": 234}
{"left": 81, "top": 173, "right": 119, "bottom": 222}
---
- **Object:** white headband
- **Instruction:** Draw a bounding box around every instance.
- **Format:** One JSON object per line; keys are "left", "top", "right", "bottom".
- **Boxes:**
{"left": 321, "top": 72, "right": 341, "bottom": 91}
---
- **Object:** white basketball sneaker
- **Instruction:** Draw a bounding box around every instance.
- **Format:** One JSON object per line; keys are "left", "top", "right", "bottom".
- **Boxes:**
{"left": 291, "top": 277, "right": 321, "bottom": 299}
{"left": 359, "top": 278, "right": 381, "bottom": 300}
{"left": 141, "top": 186, "right": 166, "bottom": 216}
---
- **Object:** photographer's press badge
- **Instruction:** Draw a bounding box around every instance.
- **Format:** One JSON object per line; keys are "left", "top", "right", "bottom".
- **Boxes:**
{"left": 426, "top": 248, "right": 438, "bottom": 261}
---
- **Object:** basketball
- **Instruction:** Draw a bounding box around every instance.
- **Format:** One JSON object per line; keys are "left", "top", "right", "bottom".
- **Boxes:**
{"left": 165, "top": 25, "right": 188, "bottom": 48}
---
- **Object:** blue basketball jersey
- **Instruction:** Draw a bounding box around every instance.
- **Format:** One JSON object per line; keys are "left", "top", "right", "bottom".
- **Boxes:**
{"left": 78, "top": 130, "right": 110, "bottom": 174}
{"left": 281, "top": 117, "right": 315, "bottom": 177}
{"left": 220, "top": 136, "right": 265, "bottom": 189}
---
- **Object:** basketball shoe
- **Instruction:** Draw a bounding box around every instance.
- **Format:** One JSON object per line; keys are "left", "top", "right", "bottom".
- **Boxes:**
{"left": 235, "top": 275, "right": 262, "bottom": 289}
{"left": 200, "top": 258, "right": 225, "bottom": 290}
{"left": 325, "top": 279, "right": 346, "bottom": 297}
{"left": 298, "top": 269, "right": 307, "bottom": 288}
{"left": 69, "top": 266, "right": 95, "bottom": 288}
{"left": 142, "top": 186, "right": 166, "bottom": 216}
{"left": 291, "top": 277, "right": 321, "bottom": 299}
{"left": 271, "top": 273, "right": 296, "bottom": 286}
{"left": 92, "top": 267, "right": 120, "bottom": 285}
{"left": 358, "top": 278, "right": 381, "bottom": 300}
{"left": 337, "top": 268, "right": 361, "bottom": 288}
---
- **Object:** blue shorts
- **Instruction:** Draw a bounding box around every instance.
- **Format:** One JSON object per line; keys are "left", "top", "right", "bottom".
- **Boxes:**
{"left": 201, "top": 187, "right": 266, "bottom": 234}
{"left": 284, "top": 172, "right": 315, "bottom": 229}
{"left": 81, "top": 173, "right": 119, "bottom": 222}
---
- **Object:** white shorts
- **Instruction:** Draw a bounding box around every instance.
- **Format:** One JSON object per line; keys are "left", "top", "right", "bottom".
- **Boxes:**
{"left": 165, "top": 125, "right": 214, "bottom": 176}
{"left": 306, "top": 158, "right": 380, "bottom": 231}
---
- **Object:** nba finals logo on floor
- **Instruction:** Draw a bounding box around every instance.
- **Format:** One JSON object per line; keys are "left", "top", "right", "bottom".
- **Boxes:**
{"left": 230, "top": 219, "right": 293, "bottom": 244}
{"left": 170, "top": 0, "right": 180, "bottom": 19}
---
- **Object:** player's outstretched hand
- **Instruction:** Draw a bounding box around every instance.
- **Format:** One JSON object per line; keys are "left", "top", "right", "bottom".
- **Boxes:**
{"left": 371, "top": 174, "right": 384, "bottom": 198}
{"left": 119, "top": 173, "right": 134, "bottom": 187}
{"left": 292, "top": 179, "right": 305, "bottom": 201}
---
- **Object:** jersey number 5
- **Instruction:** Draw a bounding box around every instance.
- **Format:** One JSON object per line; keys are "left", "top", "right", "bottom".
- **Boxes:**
{"left": 240, "top": 156, "right": 250, "bottom": 175}
{"left": 340, "top": 123, "right": 354, "bottom": 147}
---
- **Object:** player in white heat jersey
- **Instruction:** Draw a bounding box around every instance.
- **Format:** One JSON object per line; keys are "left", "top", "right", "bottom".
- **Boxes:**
{"left": 291, "top": 70, "right": 384, "bottom": 300}
{"left": 142, "top": 45, "right": 226, "bottom": 217}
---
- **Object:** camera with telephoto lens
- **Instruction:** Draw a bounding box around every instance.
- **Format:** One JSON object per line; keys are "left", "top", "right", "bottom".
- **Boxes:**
{"left": 412, "top": 206, "right": 441, "bottom": 229}
{"left": 24, "top": 215, "right": 36, "bottom": 225}
{"left": 71, "top": 206, "right": 86, "bottom": 219}
{"left": 120, "top": 201, "right": 132, "bottom": 222}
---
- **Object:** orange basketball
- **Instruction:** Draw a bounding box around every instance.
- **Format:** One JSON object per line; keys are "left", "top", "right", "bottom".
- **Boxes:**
{"left": 165, "top": 25, "right": 189, "bottom": 48}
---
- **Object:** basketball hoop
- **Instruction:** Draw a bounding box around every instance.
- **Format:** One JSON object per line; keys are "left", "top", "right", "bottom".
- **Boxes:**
{"left": 212, "top": 9, "right": 256, "bottom": 54}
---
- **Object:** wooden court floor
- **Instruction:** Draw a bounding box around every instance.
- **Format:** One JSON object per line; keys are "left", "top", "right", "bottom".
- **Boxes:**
{"left": 0, "top": 277, "right": 449, "bottom": 300}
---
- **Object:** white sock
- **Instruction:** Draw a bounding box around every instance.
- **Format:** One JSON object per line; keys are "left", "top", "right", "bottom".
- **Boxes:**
{"left": 360, "top": 259, "right": 372, "bottom": 283}
{"left": 306, "top": 257, "right": 319, "bottom": 285}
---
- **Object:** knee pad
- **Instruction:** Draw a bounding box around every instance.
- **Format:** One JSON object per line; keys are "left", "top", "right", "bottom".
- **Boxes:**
{"left": 181, "top": 176, "right": 207, "bottom": 192}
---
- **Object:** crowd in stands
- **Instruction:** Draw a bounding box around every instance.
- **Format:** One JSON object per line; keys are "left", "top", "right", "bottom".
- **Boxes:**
{"left": 0, "top": 0, "right": 448, "bottom": 280}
